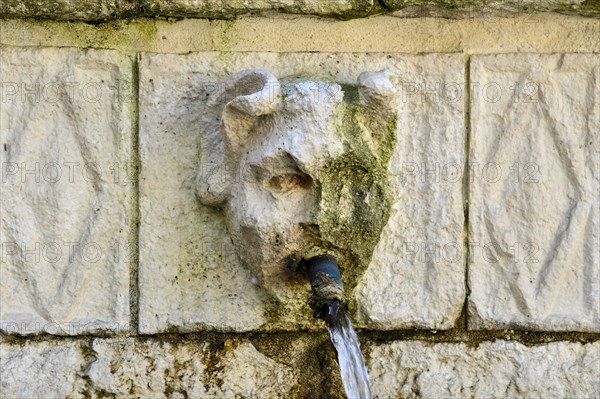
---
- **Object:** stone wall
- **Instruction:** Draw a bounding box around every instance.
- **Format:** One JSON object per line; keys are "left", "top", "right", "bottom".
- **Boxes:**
{"left": 1, "top": 7, "right": 599, "bottom": 399}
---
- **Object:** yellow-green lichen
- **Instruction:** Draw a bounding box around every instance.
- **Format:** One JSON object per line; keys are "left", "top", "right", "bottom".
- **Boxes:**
{"left": 0, "top": 19, "right": 158, "bottom": 52}
{"left": 212, "top": 19, "right": 236, "bottom": 51}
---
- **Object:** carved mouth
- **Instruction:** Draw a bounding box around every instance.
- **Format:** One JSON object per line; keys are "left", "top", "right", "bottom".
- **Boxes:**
{"left": 282, "top": 225, "right": 342, "bottom": 275}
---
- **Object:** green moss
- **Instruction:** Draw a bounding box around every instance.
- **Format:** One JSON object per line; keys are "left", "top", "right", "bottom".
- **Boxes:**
{"left": 315, "top": 98, "right": 397, "bottom": 291}
{"left": 570, "top": 0, "right": 600, "bottom": 16}
{"left": 319, "top": 151, "right": 389, "bottom": 254}
{"left": 6, "top": 19, "right": 158, "bottom": 52}
{"left": 213, "top": 20, "right": 236, "bottom": 51}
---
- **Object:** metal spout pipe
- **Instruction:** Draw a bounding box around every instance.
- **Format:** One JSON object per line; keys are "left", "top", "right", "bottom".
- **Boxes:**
{"left": 306, "top": 254, "right": 343, "bottom": 288}
{"left": 304, "top": 255, "right": 347, "bottom": 319}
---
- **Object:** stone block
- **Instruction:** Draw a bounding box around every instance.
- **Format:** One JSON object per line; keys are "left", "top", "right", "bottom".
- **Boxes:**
{"left": 138, "top": 52, "right": 465, "bottom": 332}
{"left": 0, "top": 47, "right": 133, "bottom": 335}
{"left": 86, "top": 338, "right": 303, "bottom": 398}
{"left": 354, "top": 55, "right": 466, "bottom": 329}
{"left": 367, "top": 340, "right": 600, "bottom": 398}
{"left": 0, "top": 339, "right": 88, "bottom": 398}
{"left": 468, "top": 53, "right": 600, "bottom": 331}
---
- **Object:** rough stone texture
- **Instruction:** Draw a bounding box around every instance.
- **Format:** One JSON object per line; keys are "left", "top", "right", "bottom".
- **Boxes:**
{"left": 469, "top": 53, "right": 600, "bottom": 332}
{"left": 0, "top": 336, "right": 308, "bottom": 398}
{"left": 368, "top": 339, "right": 600, "bottom": 399}
{"left": 216, "top": 341, "right": 301, "bottom": 398}
{"left": 86, "top": 338, "right": 210, "bottom": 397}
{"left": 138, "top": 52, "right": 464, "bottom": 333}
{"left": 0, "top": 0, "right": 140, "bottom": 20}
{"left": 85, "top": 338, "right": 302, "bottom": 398}
{"left": 1, "top": 0, "right": 599, "bottom": 19}
{"left": 0, "top": 339, "right": 89, "bottom": 398}
{"left": 0, "top": 0, "right": 377, "bottom": 20}
{"left": 0, "top": 47, "right": 132, "bottom": 335}
{"left": 386, "top": 0, "right": 600, "bottom": 18}
{"left": 142, "top": 0, "right": 375, "bottom": 18}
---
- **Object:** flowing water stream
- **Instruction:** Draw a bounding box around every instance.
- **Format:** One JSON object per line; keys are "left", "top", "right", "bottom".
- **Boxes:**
{"left": 325, "top": 301, "right": 372, "bottom": 399}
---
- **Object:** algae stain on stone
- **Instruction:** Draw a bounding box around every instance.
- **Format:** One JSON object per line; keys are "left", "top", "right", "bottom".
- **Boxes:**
{"left": 316, "top": 95, "right": 398, "bottom": 292}
{"left": 21, "top": 19, "right": 158, "bottom": 52}
{"left": 212, "top": 20, "right": 236, "bottom": 51}
{"left": 85, "top": 19, "right": 158, "bottom": 52}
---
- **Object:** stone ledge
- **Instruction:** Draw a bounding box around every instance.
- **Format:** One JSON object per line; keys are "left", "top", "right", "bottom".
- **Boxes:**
{"left": 0, "top": 0, "right": 598, "bottom": 21}
{"left": 2, "top": 337, "right": 598, "bottom": 398}
{"left": 142, "top": 0, "right": 376, "bottom": 19}
{"left": 0, "top": 0, "right": 140, "bottom": 21}
{"left": 386, "top": 0, "right": 600, "bottom": 18}
{"left": 0, "top": 0, "right": 378, "bottom": 21}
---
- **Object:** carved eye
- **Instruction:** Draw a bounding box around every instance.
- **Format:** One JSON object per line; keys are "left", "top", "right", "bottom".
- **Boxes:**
{"left": 264, "top": 172, "right": 312, "bottom": 193}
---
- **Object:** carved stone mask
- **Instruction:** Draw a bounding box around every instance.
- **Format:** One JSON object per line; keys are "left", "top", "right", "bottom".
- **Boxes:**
{"left": 197, "top": 69, "right": 398, "bottom": 294}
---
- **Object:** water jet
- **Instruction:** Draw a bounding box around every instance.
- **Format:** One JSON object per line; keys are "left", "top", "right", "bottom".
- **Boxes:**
{"left": 304, "top": 255, "right": 372, "bottom": 399}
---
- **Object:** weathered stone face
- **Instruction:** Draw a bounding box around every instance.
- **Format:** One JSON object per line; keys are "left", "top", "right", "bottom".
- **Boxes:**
{"left": 138, "top": 52, "right": 465, "bottom": 332}
{"left": 197, "top": 69, "right": 398, "bottom": 294}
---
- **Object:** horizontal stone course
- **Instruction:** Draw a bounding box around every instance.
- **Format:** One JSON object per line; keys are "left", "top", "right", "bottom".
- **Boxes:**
{"left": 367, "top": 339, "right": 600, "bottom": 398}
{"left": 142, "top": 0, "right": 375, "bottom": 18}
{"left": 2, "top": 337, "right": 598, "bottom": 398}
{"left": 386, "top": 0, "right": 600, "bottom": 17}
{"left": 0, "top": 335, "right": 319, "bottom": 398}
{"left": 0, "top": 0, "right": 140, "bottom": 20}
{"left": 1, "top": 0, "right": 598, "bottom": 20}
{"left": 0, "top": 0, "right": 376, "bottom": 20}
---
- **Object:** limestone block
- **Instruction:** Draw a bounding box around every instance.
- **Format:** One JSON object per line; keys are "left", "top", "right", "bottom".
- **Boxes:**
{"left": 141, "top": 0, "right": 374, "bottom": 18}
{"left": 0, "top": 0, "right": 139, "bottom": 20}
{"left": 86, "top": 338, "right": 210, "bottom": 398}
{"left": 0, "top": 339, "right": 88, "bottom": 398}
{"left": 86, "top": 338, "right": 301, "bottom": 398}
{"left": 469, "top": 53, "right": 600, "bottom": 331}
{"left": 354, "top": 55, "right": 465, "bottom": 329}
{"left": 367, "top": 340, "right": 600, "bottom": 398}
{"left": 217, "top": 341, "right": 301, "bottom": 398}
{"left": 138, "top": 52, "right": 465, "bottom": 332}
{"left": 0, "top": 47, "right": 133, "bottom": 335}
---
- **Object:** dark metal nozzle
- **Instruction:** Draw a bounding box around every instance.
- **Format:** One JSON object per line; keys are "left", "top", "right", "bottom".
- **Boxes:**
{"left": 305, "top": 255, "right": 343, "bottom": 289}
{"left": 304, "top": 255, "right": 347, "bottom": 319}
